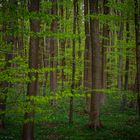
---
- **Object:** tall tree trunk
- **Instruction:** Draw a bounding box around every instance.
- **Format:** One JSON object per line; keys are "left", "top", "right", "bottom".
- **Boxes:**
{"left": 89, "top": 0, "right": 103, "bottom": 129}
{"left": 42, "top": 37, "right": 50, "bottom": 96}
{"left": 102, "top": 0, "right": 110, "bottom": 87}
{"left": 60, "top": 0, "right": 66, "bottom": 92}
{"left": 124, "top": 23, "right": 130, "bottom": 90}
{"left": 118, "top": 27, "right": 123, "bottom": 93}
{"left": 50, "top": 0, "right": 58, "bottom": 106}
{"left": 134, "top": 0, "right": 140, "bottom": 117}
{"left": 22, "top": 1, "right": 40, "bottom": 140}
{"left": 77, "top": 1, "right": 82, "bottom": 87}
{"left": 101, "top": 0, "right": 110, "bottom": 105}
{"left": 117, "top": 0, "right": 124, "bottom": 111}
{"left": 42, "top": 7, "right": 51, "bottom": 96}
{"left": 122, "top": 22, "right": 130, "bottom": 111}
{"left": 69, "top": 0, "right": 77, "bottom": 124}
{"left": 84, "top": 0, "right": 91, "bottom": 113}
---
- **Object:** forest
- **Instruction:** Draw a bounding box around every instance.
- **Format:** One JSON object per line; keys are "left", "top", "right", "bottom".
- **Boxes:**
{"left": 0, "top": 0, "right": 140, "bottom": 139}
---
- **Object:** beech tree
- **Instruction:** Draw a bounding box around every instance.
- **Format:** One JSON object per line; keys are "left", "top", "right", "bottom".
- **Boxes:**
{"left": 89, "top": 0, "right": 103, "bottom": 129}
{"left": 22, "top": 0, "right": 40, "bottom": 139}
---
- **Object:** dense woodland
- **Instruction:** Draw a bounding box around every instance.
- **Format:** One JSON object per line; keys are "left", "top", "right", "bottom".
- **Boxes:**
{"left": 0, "top": 0, "right": 140, "bottom": 139}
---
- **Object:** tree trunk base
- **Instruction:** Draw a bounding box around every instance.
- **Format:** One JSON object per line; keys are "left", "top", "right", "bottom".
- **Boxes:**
{"left": 88, "top": 120, "right": 103, "bottom": 130}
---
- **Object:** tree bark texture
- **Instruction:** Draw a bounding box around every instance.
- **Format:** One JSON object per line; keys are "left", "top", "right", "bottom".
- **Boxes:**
{"left": 89, "top": 0, "right": 103, "bottom": 129}
{"left": 22, "top": 0, "right": 40, "bottom": 140}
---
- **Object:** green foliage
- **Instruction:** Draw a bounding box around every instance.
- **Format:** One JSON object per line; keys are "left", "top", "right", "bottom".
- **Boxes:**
{"left": 0, "top": 95, "right": 140, "bottom": 140}
{"left": 0, "top": 0, "right": 139, "bottom": 139}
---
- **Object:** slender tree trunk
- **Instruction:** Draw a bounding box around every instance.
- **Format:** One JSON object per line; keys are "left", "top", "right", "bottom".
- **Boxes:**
{"left": 122, "top": 22, "right": 130, "bottom": 111}
{"left": 69, "top": 0, "right": 77, "bottom": 124}
{"left": 77, "top": 1, "right": 82, "bottom": 87}
{"left": 84, "top": 0, "right": 91, "bottom": 113}
{"left": 42, "top": 7, "right": 51, "bottom": 96}
{"left": 89, "top": 0, "right": 103, "bottom": 129}
{"left": 42, "top": 37, "right": 50, "bottom": 96}
{"left": 22, "top": 1, "right": 40, "bottom": 140}
{"left": 18, "top": 12, "right": 24, "bottom": 57}
{"left": 60, "top": 0, "right": 66, "bottom": 92}
{"left": 0, "top": 4, "right": 7, "bottom": 129}
{"left": 117, "top": 0, "right": 124, "bottom": 111}
{"left": 17, "top": 0, "right": 26, "bottom": 57}
{"left": 118, "top": 26, "right": 123, "bottom": 93}
{"left": 124, "top": 23, "right": 130, "bottom": 90}
{"left": 134, "top": 0, "right": 140, "bottom": 117}
{"left": 101, "top": 0, "right": 110, "bottom": 105}
{"left": 50, "top": 0, "right": 58, "bottom": 106}
{"left": 102, "top": 0, "right": 109, "bottom": 89}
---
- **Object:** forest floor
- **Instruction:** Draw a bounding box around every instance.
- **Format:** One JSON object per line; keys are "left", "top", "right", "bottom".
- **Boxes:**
{"left": 0, "top": 95, "right": 140, "bottom": 140}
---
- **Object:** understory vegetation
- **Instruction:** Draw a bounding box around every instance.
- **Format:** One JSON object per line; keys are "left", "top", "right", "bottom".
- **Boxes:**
{"left": 0, "top": 94, "right": 140, "bottom": 140}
